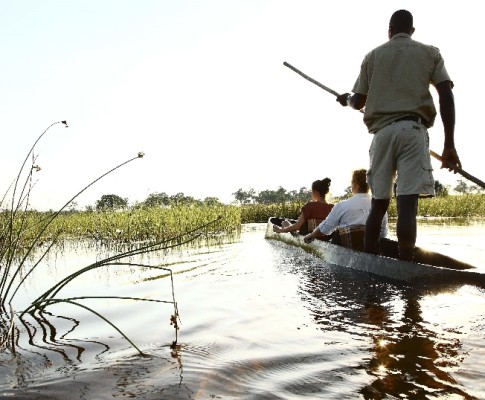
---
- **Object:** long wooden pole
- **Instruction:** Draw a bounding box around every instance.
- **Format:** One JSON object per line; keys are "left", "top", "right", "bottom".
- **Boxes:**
{"left": 283, "top": 62, "right": 341, "bottom": 97}
{"left": 283, "top": 61, "right": 484, "bottom": 190}
{"left": 429, "top": 150, "right": 485, "bottom": 190}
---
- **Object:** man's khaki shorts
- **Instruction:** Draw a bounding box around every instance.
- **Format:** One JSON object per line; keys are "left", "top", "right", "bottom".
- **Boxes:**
{"left": 367, "top": 120, "right": 435, "bottom": 199}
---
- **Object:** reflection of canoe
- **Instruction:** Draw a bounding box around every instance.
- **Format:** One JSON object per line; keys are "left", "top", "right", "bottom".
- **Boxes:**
{"left": 265, "top": 218, "right": 485, "bottom": 286}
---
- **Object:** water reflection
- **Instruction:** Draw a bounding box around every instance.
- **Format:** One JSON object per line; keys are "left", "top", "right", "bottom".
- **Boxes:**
{"left": 16, "top": 309, "right": 110, "bottom": 361}
{"left": 1, "top": 222, "right": 484, "bottom": 398}
{"left": 297, "top": 262, "right": 477, "bottom": 399}
{"left": 362, "top": 289, "right": 472, "bottom": 398}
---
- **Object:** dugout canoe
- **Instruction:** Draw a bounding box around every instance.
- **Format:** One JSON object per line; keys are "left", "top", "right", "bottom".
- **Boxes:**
{"left": 265, "top": 218, "right": 485, "bottom": 287}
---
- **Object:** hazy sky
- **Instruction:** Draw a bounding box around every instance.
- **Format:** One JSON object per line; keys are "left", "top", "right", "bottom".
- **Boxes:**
{"left": 1, "top": 1, "right": 480, "bottom": 210}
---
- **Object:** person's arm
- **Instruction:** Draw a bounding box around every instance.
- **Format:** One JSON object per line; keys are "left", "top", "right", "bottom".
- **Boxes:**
{"left": 435, "top": 80, "right": 461, "bottom": 172}
{"left": 273, "top": 213, "right": 305, "bottom": 233}
{"left": 303, "top": 226, "right": 325, "bottom": 243}
{"left": 336, "top": 93, "right": 367, "bottom": 110}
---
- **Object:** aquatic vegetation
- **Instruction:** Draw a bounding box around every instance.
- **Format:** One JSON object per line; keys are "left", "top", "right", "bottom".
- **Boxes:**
{"left": 17, "top": 219, "right": 223, "bottom": 354}
{"left": 0, "top": 121, "right": 237, "bottom": 359}
{"left": 240, "top": 202, "right": 305, "bottom": 223}
{"left": 385, "top": 194, "right": 485, "bottom": 218}
{"left": 240, "top": 194, "right": 485, "bottom": 223}
{"left": 49, "top": 203, "right": 241, "bottom": 244}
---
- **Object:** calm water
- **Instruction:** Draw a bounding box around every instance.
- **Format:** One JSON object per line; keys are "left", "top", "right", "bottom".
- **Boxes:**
{"left": 1, "top": 219, "right": 485, "bottom": 399}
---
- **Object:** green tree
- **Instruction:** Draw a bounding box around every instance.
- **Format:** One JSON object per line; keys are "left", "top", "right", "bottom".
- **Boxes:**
{"left": 233, "top": 188, "right": 256, "bottom": 204}
{"left": 289, "top": 187, "right": 311, "bottom": 202}
{"left": 144, "top": 192, "right": 170, "bottom": 207}
{"left": 452, "top": 180, "right": 484, "bottom": 194}
{"left": 255, "top": 187, "right": 288, "bottom": 204}
{"left": 434, "top": 180, "right": 449, "bottom": 197}
{"left": 95, "top": 194, "right": 128, "bottom": 210}
{"left": 343, "top": 186, "right": 353, "bottom": 199}
{"left": 203, "top": 197, "right": 222, "bottom": 206}
{"left": 67, "top": 201, "right": 78, "bottom": 212}
{"left": 454, "top": 179, "right": 470, "bottom": 194}
{"left": 169, "top": 192, "right": 196, "bottom": 206}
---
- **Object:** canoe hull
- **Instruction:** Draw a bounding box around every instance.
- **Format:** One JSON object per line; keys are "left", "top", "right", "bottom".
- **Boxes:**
{"left": 265, "top": 220, "right": 485, "bottom": 286}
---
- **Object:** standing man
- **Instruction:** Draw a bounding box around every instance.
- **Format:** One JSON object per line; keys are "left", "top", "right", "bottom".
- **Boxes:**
{"left": 336, "top": 9, "right": 461, "bottom": 261}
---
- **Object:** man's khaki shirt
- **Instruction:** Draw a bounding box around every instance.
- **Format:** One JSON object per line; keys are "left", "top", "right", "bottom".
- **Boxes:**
{"left": 352, "top": 33, "right": 452, "bottom": 133}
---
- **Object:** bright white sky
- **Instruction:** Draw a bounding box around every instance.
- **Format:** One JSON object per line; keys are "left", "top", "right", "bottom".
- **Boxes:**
{"left": 1, "top": 1, "right": 481, "bottom": 210}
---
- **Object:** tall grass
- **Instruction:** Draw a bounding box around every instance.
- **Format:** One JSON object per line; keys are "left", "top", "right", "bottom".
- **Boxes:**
{"left": 239, "top": 194, "right": 485, "bottom": 223}
{"left": 240, "top": 201, "right": 305, "bottom": 223}
{"left": 50, "top": 204, "right": 241, "bottom": 244}
{"left": 406, "top": 194, "right": 485, "bottom": 218}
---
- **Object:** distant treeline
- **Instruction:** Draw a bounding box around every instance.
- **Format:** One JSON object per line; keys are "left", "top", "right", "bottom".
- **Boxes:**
{"left": 66, "top": 179, "right": 483, "bottom": 213}
{"left": 87, "top": 187, "right": 314, "bottom": 212}
{"left": 233, "top": 179, "right": 484, "bottom": 205}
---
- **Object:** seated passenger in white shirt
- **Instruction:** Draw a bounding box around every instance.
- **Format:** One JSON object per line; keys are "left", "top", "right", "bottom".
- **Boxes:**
{"left": 304, "top": 169, "right": 388, "bottom": 245}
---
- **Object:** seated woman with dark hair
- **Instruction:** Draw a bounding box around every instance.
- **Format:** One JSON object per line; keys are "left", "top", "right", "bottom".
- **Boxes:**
{"left": 271, "top": 177, "right": 334, "bottom": 237}
{"left": 304, "top": 169, "right": 388, "bottom": 250}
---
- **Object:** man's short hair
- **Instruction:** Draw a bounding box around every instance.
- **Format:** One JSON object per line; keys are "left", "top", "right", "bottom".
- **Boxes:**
{"left": 389, "top": 10, "right": 413, "bottom": 33}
